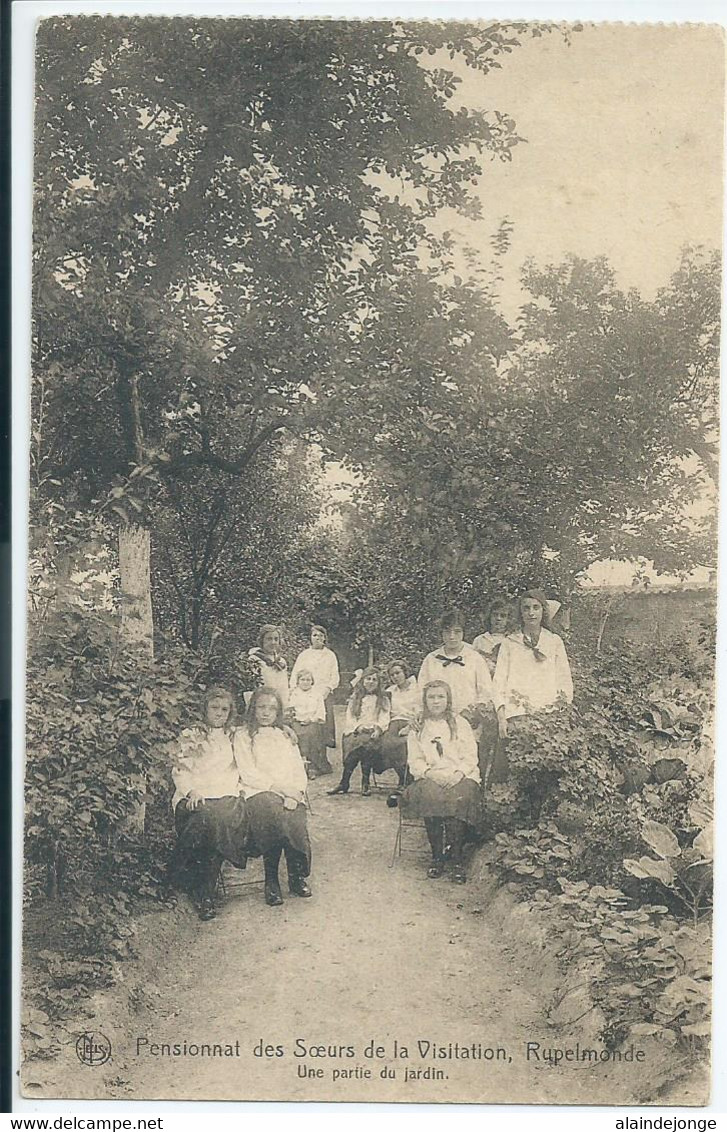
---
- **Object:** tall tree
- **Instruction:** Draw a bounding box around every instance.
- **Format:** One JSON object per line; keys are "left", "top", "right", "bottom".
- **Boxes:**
{"left": 32, "top": 17, "right": 549, "bottom": 648}
{"left": 338, "top": 249, "right": 719, "bottom": 617}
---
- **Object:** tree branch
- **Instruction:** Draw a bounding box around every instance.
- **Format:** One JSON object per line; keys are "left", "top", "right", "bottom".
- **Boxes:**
{"left": 162, "top": 418, "right": 291, "bottom": 477}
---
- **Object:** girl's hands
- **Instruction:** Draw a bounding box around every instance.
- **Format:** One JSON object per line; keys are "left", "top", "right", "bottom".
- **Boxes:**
{"left": 282, "top": 724, "right": 299, "bottom": 744}
{"left": 186, "top": 790, "right": 205, "bottom": 810}
{"left": 283, "top": 796, "right": 299, "bottom": 811}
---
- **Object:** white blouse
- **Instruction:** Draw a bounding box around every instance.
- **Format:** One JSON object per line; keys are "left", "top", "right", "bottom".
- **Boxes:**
{"left": 288, "top": 685, "right": 326, "bottom": 724}
{"left": 233, "top": 725, "right": 308, "bottom": 802}
{"left": 342, "top": 693, "right": 391, "bottom": 736}
{"left": 406, "top": 716, "right": 480, "bottom": 786}
{"left": 472, "top": 631, "right": 507, "bottom": 677}
{"left": 171, "top": 727, "right": 240, "bottom": 810}
{"left": 387, "top": 677, "right": 421, "bottom": 722}
{"left": 493, "top": 628, "right": 574, "bottom": 719}
{"left": 248, "top": 648, "right": 290, "bottom": 709}
{"left": 289, "top": 646, "right": 340, "bottom": 698}
{"left": 418, "top": 643, "right": 494, "bottom": 716}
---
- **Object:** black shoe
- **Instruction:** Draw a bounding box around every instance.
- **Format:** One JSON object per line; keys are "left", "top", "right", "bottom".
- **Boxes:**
{"left": 452, "top": 864, "right": 467, "bottom": 884}
{"left": 361, "top": 783, "right": 371, "bottom": 796}
{"left": 198, "top": 897, "right": 217, "bottom": 921}
{"left": 289, "top": 877, "right": 313, "bottom": 898}
{"left": 427, "top": 861, "right": 445, "bottom": 879}
{"left": 264, "top": 881, "right": 284, "bottom": 906}
{"left": 327, "top": 784, "right": 349, "bottom": 795}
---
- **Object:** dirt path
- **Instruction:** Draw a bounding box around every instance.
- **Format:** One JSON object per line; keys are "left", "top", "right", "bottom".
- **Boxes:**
{"left": 75, "top": 741, "right": 612, "bottom": 1107}
{"left": 30, "top": 734, "right": 687, "bottom": 1106}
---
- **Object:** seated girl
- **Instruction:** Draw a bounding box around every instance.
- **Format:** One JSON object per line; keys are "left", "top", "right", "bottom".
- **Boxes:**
{"left": 287, "top": 668, "right": 331, "bottom": 778}
{"left": 328, "top": 667, "right": 390, "bottom": 797}
{"left": 418, "top": 609, "right": 497, "bottom": 786}
{"left": 375, "top": 660, "right": 419, "bottom": 787}
{"left": 472, "top": 599, "right": 512, "bottom": 677}
{"left": 170, "top": 686, "right": 249, "bottom": 922}
{"left": 233, "top": 687, "right": 312, "bottom": 907}
{"left": 401, "top": 679, "right": 481, "bottom": 884}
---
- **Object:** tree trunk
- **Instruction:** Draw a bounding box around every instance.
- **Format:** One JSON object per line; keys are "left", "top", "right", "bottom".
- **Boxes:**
{"left": 118, "top": 522, "right": 154, "bottom": 658}
{"left": 118, "top": 522, "right": 153, "bottom": 837}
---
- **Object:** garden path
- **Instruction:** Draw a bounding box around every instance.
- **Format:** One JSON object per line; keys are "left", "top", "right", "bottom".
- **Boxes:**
{"left": 97, "top": 747, "right": 605, "bottom": 1105}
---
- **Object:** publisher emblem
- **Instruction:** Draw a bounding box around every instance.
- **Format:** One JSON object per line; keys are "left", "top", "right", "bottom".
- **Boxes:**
{"left": 76, "top": 1031, "right": 111, "bottom": 1067}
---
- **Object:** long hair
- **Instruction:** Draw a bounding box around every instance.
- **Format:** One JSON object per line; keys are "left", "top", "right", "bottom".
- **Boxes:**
{"left": 349, "top": 666, "right": 389, "bottom": 720}
{"left": 203, "top": 685, "right": 236, "bottom": 731}
{"left": 310, "top": 623, "right": 329, "bottom": 646}
{"left": 419, "top": 679, "right": 458, "bottom": 741}
{"left": 517, "top": 589, "right": 553, "bottom": 632}
{"left": 245, "top": 686, "right": 286, "bottom": 737}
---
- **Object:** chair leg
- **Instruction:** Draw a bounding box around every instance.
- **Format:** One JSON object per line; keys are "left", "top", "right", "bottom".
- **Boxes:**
{"left": 389, "top": 809, "right": 403, "bottom": 867}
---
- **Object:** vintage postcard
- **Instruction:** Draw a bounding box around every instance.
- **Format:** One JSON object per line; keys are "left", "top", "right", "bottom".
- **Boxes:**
{"left": 19, "top": 11, "right": 721, "bottom": 1107}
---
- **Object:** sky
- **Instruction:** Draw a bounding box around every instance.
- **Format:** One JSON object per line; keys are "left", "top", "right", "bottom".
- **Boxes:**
{"left": 426, "top": 22, "right": 724, "bottom": 318}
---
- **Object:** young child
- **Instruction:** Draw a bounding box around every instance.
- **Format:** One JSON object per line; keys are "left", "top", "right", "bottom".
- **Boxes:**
{"left": 287, "top": 668, "right": 331, "bottom": 778}
{"left": 472, "top": 599, "right": 512, "bottom": 677}
{"left": 328, "top": 667, "right": 390, "bottom": 796}
{"left": 289, "top": 624, "right": 341, "bottom": 749}
{"left": 233, "top": 688, "right": 312, "bottom": 907}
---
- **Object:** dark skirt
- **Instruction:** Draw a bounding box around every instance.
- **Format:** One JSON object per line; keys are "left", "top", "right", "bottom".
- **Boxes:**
{"left": 173, "top": 795, "right": 253, "bottom": 872}
{"left": 487, "top": 713, "right": 534, "bottom": 784}
{"left": 401, "top": 776, "right": 481, "bottom": 825}
{"left": 324, "top": 694, "right": 336, "bottom": 748}
{"left": 474, "top": 704, "right": 501, "bottom": 784}
{"left": 292, "top": 720, "right": 332, "bottom": 774}
{"left": 245, "top": 792, "right": 311, "bottom": 875}
{"left": 373, "top": 720, "right": 409, "bottom": 775}
{"left": 342, "top": 729, "right": 382, "bottom": 760}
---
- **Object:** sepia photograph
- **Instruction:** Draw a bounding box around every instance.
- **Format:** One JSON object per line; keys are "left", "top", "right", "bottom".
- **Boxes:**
{"left": 19, "top": 10, "right": 721, "bottom": 1107}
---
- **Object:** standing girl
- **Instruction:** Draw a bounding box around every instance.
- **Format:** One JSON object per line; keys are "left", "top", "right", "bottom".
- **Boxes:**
{"left": 472, "top": 599, "right": 512, "bottom": 677}
{"left": 418, "top": 610, "right": 494, "bottom": 721}
{"left": 248, "top": 623, "right": 290, "bottom": 710}
{"left": 233, "top": 688, "right": 312, "bottom": 907}
{"left": 289, "top": 624, "right": 340, "bottom": 750}
{"left": 493, "top": 589, "right": 573, "bottom": 733}
{"left": 287, "top": 668, "right": 331, "bottom": 778}
{"left": 327, "top": 667, "right": 390, "bottom": 796}
{"left": 401, "top": 680, "right": 481, "bottom": 884}
{"left": 492, "top": 588, "right": 573, "bottom": 789}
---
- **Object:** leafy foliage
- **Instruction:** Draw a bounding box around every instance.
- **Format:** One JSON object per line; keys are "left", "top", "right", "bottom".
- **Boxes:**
{"left": 488, "top": 618, "right": 714, "bottom": 1056}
